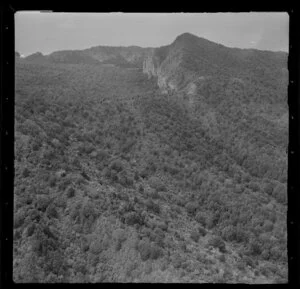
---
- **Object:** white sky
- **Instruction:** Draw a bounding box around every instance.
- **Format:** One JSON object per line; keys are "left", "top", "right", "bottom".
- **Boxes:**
{"left": 15, "top": 12, "right": 289, "bottom": 56}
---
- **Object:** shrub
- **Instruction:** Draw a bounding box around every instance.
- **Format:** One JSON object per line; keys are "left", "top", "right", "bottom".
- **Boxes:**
{"left": 146, "top": 161, "right": 157, "bottom": 174}
{"left": 198, "top": 226, "right": 207, "bottom": 236}
{"left": 110, "top": 159, "right": 124, "bottom": 172}
{"left": 185, "top": 202, "right": 198, "bottom": 217}
{"left": 137, "top": 239, "right": 163, "bottom": 261}
{"left": 172, "top": 253, "right": 185, "bottom": 269}
{"left": 180, "top": 242, "right": 187, "bottom": 252}
{"left": 150, "top": 244, "right": 164, "bottom": 260}
{"left": 148, "top": 189, "right": 160, "bottom": 200}
{"left": 27, "top": 208, "right": 41, "bottom": 222}
{"left": 273, "top": 183, "right": 287, "bottom": 204}
{"left": 145, "top": 262, "right": 153, "bottom": 275}
{"left": 78, "top": 142, "right": 94, "bottom": 155}
{"left": 81, "top": 171, "right": 90, "bottom": 181}
{"left": 237, "top": 260, "right": 246, "bottom": 271}
{"left": 145, "top": 199, "right": 160, "bottom": 215}
{"left": 248, "top": 181, "right": 260, "bottom": 192}
{"left": 49, "top": 175, "right": 57, "bottom": 187}
{"left": 264, "top": 182, "right": 275, "bottom": 196}
{"left": 75, "top": 174, "right": 86, "bottom": 186}
{"left": 206, "top": 215, "right": 215, "bottom": 229}
{"left": 269, "top": 246, "right": 282, "bottom": 262}
{"left": 22, "top": 167, "right": 30, "bottom": 178}
{"left": 53, "top": 196, "right": 67, "bottom": 210}
{"left": 254, "top": 269, "right": 260, "bottom": 276}
{"left": 161, "top": 260, "right": 168, "bottom": 271}
{"left": 219, "top": 254, "right": 226, "bottom": 263}
{"left": 58, "top": 177, "right": 72, "bottom": 191}
{"left": 158, "top": 221, "right": 168, "bottom": 231}
{"left": 124, "top": 212, "right": 144, "bottom": 226}
{"left": 46, "top": 204, "right": 59, "bottom": 219}
{"left": 72, "top": 158, "right": 81, "bottom": 168}
{"left": 70, "top": 203, "right": 82, "bottom": 223}
{"left": 140, "top": 168, "right": 149, "bottom": 179}
{"left": 244, "top": 256, "right": 255, "bottom": 268}
{"left": 90, "top": 240, "right": 105, "bottom": 255}
{"left": 221, "top": 225, "right": 247, "bottom": 243}
{"left": 195, "top": 212, "right": 207, "bottom": 227}
{"left": 261, "top": 249, "right": 270, "bottom": 260}
{"left": 248, "top": 238, "right": 262, "bottom": 256}
{"left": 148, "top": 177, "right": 167, "bottom": 192}
{"left": 35, "top": 195, "right": 52, "bottom": 212}
{"left": 222, "top": 267, "right": 233, "bottom": 281}
{"left": 14, "top": 211, "right": 25, "bottom": 229}
{"left": 134, "top": 171, "right": 139, "bottom": 181}
{"left": 208, "top": 236, "right": 226, "bottom": 253}
{"left": 138, "top": 184, "right": 144, "bottom": 193}
{"left": 259, "top": 264, "right": 270, "bottom": 276}
{"left": 126, "top": 262, "right": 138, "bottom": 277}
{"left": 190, "top": 230, "right": 200, "bottom": 243}
{"left": 113, "top": 228, "right": 127, "bottom": 251}
{"left": 171, "top": 204, "right": 181, "bottom": 216}
{"left": 81, "top": 201, "right": 97, "bottom": 223}
{"left": 14, "top": 230, "right": 21, "bottom": 240}
{"left": 153, "top": 228, "right": 165, "bottom": 247}
{"left": 115, "top": 239, "right": 123, "bottom": 251}
{"left": 66, "top": 187, "right": 75, "bottom": 198}
{"left": 27, "top": 223, "right": 36, "bottom": 237}
{"left": 168, "top": 165, "right": 180, "bottom": 176}
{"left": 118, "top": 173, "right": 134, "bottom": 187}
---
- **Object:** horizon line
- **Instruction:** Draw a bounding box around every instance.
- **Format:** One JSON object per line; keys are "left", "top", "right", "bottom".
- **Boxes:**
{"left": 16, "top": 32, "right": 289, "bottom": 57}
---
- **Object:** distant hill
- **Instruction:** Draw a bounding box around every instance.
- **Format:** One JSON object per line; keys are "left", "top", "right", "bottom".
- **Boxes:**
{"left": 24, "top": 52, "right": 48, "bottom": 63}
{"left": 22, "top": 46, "right": 152, "bottom": 67}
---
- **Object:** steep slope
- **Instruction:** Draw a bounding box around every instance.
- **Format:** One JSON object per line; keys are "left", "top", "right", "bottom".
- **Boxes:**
{"left": 143, "top": 33, "right": 288, "bottom": 185}
{"left": 143, "top": 33, "right": 288, "bottom": 97}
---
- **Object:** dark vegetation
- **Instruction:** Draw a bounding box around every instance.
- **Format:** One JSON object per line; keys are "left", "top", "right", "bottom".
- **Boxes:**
{"left": 14, "top": 34, "right": 287, "bottom": 283}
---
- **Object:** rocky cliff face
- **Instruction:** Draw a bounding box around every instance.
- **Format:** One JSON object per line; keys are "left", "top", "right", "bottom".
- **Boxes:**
{"left": 142, "top": 49, "right": 157, "bottom": 78}
{"left": 142, "top": 47, "right": 182, "bottom": 93}
{"left": 143, "top": 49, "right": 169, "bottom": 93}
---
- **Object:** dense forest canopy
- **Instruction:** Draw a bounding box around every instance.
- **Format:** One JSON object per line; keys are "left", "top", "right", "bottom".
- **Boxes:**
{"left": 14, "top": 33, "right": 288, "bottom": 283}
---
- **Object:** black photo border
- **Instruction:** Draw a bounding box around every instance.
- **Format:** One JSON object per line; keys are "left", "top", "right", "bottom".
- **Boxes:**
{"left": 0, "top": 2, "right": 299, "bottom": 287}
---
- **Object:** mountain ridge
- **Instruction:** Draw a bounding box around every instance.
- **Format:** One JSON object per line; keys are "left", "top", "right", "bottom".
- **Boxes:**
{"left": 19, "top": 33, "right": 288, "bottom": 96}
{"left": 19, "top": 32, "right": 288, "bottom": 58}
{"left": 20, "top": 32, "right": 288, "bottom": 63}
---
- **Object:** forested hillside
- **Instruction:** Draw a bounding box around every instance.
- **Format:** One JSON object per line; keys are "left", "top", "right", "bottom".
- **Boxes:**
{"left": 14, "top": 34, "right": 288, "bottom": 283}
